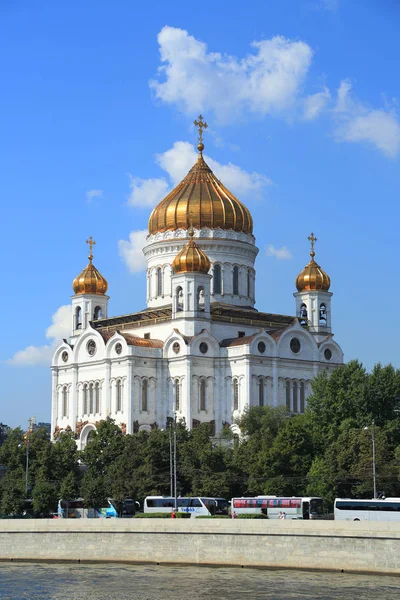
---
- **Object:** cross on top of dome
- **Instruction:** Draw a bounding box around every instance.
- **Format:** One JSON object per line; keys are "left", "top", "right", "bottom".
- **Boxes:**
{"left": 86, "top": 236, "right": 96, "bottom": 262}
{"left": 193, "top": 115, "right": 208, "bottom": 154}
{"left": 307, "top": 232, "right": 317, "bottom": 257}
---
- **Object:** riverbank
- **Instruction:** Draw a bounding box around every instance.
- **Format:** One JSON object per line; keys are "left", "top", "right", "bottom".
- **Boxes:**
{"left": 1, "top": 519, "right": 399, "bottom": 575}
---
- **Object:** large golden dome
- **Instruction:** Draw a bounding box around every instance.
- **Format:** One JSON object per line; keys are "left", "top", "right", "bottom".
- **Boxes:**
{"left": 172, "top": 228, "right": 211, "bottom": 274}
{"left": 296, "top": 233, "right": 330, "bottom": 292}
{"left": 148, "top": 117, "right": 253, "bottom": 235}
{"left": 72, "top": 237, "right": 108, "bottom": 296}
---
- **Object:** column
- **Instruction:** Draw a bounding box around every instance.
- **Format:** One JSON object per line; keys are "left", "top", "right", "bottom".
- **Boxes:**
{"left": 272, "top": 358, "right": 279, "bottom": 406}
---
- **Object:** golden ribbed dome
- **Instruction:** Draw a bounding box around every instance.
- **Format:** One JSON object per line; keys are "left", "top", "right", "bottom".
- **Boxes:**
{"left": 172, "top": 229, "right": 211, "bottom": 274}
{"left": 72, "top": 237, "right": 108, "bottom": 296}
{"left": 148, "top": 116, "right": 253, "bottom": 235}
{"left": 296, "top": 233, "right": 331, "bottom": 292}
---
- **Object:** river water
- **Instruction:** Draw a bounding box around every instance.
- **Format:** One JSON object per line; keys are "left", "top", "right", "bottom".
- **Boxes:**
{"left": 0, "top": 563, "right": 399, "bottom": 599}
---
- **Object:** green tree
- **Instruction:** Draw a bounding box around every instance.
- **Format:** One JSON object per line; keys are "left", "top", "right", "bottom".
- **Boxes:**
{"left": 306, "top": 360, "right": 367, "bottom": 451}
{"left": 0, "top": 468, "right": 25, "bottom": 515}
{"left": 32, "top": 470, "right": 58, "bottom": 516}
{"left": 81, "top": 419, "right": 125, "bottom": 507}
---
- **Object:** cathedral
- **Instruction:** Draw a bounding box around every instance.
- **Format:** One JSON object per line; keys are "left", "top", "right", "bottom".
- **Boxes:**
{"left": 51, "top": 118, "right": 343, "bottom": 447}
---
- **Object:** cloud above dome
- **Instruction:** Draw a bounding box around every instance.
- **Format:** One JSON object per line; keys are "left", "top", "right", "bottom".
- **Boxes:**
{"left": 150, "top": 26, "right": 313, "bottom": 122}
{"left": 150, "top": 27, "right": 400, "bottom": 158}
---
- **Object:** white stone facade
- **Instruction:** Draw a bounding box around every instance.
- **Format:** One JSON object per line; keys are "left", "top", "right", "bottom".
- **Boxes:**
{"left": 51, "top": 223, "right": 343, "bottom": 448}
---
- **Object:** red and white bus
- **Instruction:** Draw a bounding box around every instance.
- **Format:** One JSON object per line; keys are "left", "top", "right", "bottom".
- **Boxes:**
{"left": 231, "top": 496, "right": 325, "bottom": 519}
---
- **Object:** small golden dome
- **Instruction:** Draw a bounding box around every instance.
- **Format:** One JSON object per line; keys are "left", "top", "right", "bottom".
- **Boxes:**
{"left": 296, "top": 233, "right": 331, "bottom": 292}
{"left": 148, "top": 116, "right": 253, "bottom": 236}
{"left": 72, "top": 237, "right": 108, "bottom": 296}
{"left": 172, "top": 229, "right": 211, "bottom": 274}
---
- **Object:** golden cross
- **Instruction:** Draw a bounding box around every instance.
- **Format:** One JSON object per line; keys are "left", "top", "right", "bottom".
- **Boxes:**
{"left": 86, "top": 236, "right": 96, "bottom": 260}
{"left": 193, "top": 115, "right": 208, "bottom": 144}
{"left": 308, "top": 232, "right": 317, "bottom": 254}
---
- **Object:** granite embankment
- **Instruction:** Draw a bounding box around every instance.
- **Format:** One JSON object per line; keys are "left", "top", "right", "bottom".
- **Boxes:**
{"left": 0, "top": 519, "right": 399, "bottom": 574}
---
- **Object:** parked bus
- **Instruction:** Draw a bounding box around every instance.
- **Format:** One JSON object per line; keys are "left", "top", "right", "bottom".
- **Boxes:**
{"left": 231, "top": 496, "right": 325, "bottom": 520}
{"left": 57, "top": 498, "right": 119, "bottom": 519}
{"left": 334, "top": 498, "right": 400, "bottom": 521}
{"left": 143, "top": 496, "right": 228, "bottom": 517}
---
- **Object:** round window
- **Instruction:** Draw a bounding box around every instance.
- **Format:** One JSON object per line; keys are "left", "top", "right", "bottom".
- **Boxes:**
{"left": 172, "top": 342, "right": 180, "bottom": 355}
{"left": 87, "top": 340, "right": 97, "bottom": 356}
{"left": 115, "top": 343, "right": 122, "bottom": 355}
{"left": 257, "top": 341, "right": 266, "bottom": 354}
{"left": 199, "top": 342, "right": 208, "bottom": 354}
{"left": 290, "top": 338, "right": 301, "bottom": 354}
{"left": 61, "top": 351, "right": 68, "bottom": 363}
{"left": 324, "top": 348, "right": 332, "bottom": 360}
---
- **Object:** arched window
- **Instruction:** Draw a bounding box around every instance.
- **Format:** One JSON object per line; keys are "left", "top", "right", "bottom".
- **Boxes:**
{"left": 83, "top": 383, "right": 88, "bottom": 414}
{"left": 233, "top": 379, "right": 239, "bottom": 411}
{"left": 116, "top": 379, "right": 122, "bottom": 412}
{"left": 233, "top": 266, "right": 239, "bottom": 295}
{"left": 95, "top": 382, "right": 100, "bottom": 414}
{"left": 197, "top": 286, "right": 205, "bottom": 310}
{"left": 142, "top": 379, "right": 148, "bottom": 412}
{"left": 319, "top": 303, "right": 327, "bottom": 325}
{"left": 93, "top": 306, "right": 102, "bottom": 320}
{"left": 300, "top": 303, "right": 308, "bottom": 324}
{"left": 156, "top": 267, "right": 163, "bottom": 297}
{"left": 200, "top": 379, "right": 206, "bottom": 411}
{"left": 292, "top": 381, "right": 298, "bottom": 413}
{"left": 285, "top": 380, "right": 291, "bottom": 411}
{"left": 176, "top": 286, "right": 183, "bottom": 312}
{"left": 62, "top": 386, "right": 68, "bottom": 417}
{"left": 175, "top": 379, "right": 180, "bottom": 411}
{"left": 89, "top": 383, "right": 94, "bottom": 414}
{"left": 76, "top": 306, "right": 82, "bottom": 329}
{"left": 247, "top": 269, "right": 251, "bottom": 298}
{"left": 300, "top": 382, "right": 305, "bottom": 413}
{"left": 213, "top": 264, "right": 222, "bottom": 294}
{"left": 259, "top": 379, "right": 264, "bottom": 407}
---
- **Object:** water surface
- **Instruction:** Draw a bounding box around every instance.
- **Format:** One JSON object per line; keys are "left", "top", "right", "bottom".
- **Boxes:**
{"left": 0, "top": 563, "right": 399, "bottom": 599}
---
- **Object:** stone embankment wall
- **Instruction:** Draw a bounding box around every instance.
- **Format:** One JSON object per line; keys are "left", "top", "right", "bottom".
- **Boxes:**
{"left": 1, "top": 519, "right": 399, "bottom": 575}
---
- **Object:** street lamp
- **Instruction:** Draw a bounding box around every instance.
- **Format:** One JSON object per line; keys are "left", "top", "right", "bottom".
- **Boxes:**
{"left": 364, "top": 420, "right": 377, "bottom": 499}
{"left": 24, "top": 416, "right": 35, "bottom": 497}
{"left": 169, "top": 416, "right": 178, "bottom": 511}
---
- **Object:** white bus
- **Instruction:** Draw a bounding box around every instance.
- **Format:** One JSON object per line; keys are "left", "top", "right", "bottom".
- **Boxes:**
{"left": 334, "top": 498, "right": 400, "bottom": 521}
{"left": 231, "top": 496, "right": 325, "bottom": 520}
{"left": 144, "top": 496, "right": 228, "bottom": 517}
{"left": 57, "top": 498, "right": 118, "bottom": 519}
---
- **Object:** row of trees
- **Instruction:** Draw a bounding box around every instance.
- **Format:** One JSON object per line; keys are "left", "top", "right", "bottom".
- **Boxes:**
{"left": 1, "top": 360, "right": 400, "bottom": 516}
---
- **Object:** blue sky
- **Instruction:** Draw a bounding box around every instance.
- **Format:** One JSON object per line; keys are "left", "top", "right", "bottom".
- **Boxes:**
{"left": 1, "top": 0, "right": 400, "bottom": 428}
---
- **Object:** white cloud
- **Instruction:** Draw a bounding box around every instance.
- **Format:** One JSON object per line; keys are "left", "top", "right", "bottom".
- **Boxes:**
{"left": 128, "top": 177, "right": 169, "bottom": 208}
{"left": 150, "top": 26, "right": 313, "bottom": 121}
{"left": 266, "top": 245, "right": 292, "bottom": 260}
{"left": 303, "top": 87, "right": 331, "bottom": 120}
{"left": 333, "top": 80, "right": 400, "bottom": 158}
{"left": 86, "top": 189, "right": 103, "bottom": 203}
{"left": 118, "top": 229, "right": 148, "bottom": 273}
{"left": 8, "top": 305, "right": 72, "bottom": 366}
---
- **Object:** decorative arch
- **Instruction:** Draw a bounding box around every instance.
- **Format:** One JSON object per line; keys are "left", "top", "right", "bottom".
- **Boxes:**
{"left": 75, "top": 306, "right": 82, "bottom": 329}
{"left": 139, "top": 424, "right": 152, "bottom": 433}
{"left": 93, "top": 306, "right": 102, "bottom": 320}
{"left": 156, "top": 266, "right": 163, "bottom": 297}
{"left": 232, "top": 265, "right": 239, "bottom": 295}
{"left": 79, "top": 423, "right": 97, "bottom": 450}
{"left": 213, "top": 263, "right": 222, "bottom": 294}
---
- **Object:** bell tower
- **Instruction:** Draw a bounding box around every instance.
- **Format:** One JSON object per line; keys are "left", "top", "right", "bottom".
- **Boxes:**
{"left": 71, "top": 237, "right": 109, "bottom": 342}
{"left": 171, "top": 228, "right": 212, "bottom": 336}
{"left": 294, "top": 233, "right": 332, "bottom": 341}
